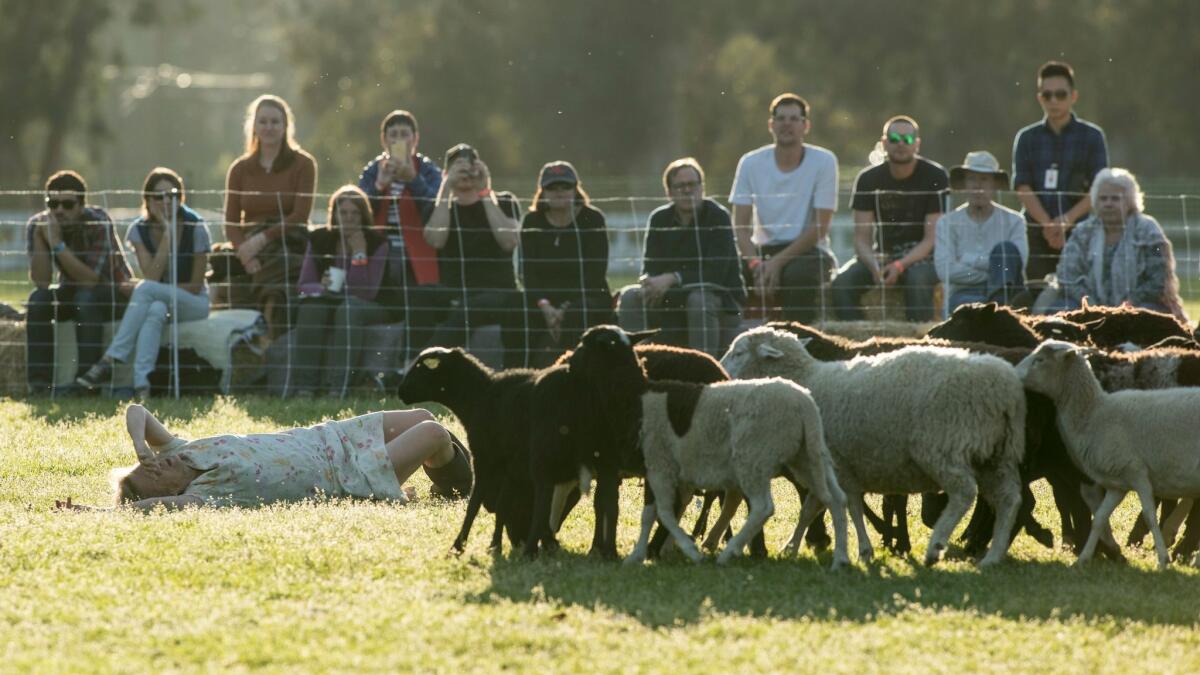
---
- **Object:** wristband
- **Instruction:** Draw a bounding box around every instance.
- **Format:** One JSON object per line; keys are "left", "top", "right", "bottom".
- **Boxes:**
{"left": 889, "top": 260, "right": 906, "bottom": 274}
{"left": 51, "top": 241, "right": 67, "bottom": 256}
{"left": 747, "top": 258, "right": 763, "bottom": 270}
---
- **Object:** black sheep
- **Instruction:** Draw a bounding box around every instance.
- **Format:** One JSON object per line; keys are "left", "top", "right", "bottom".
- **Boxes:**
{"left": 1058, "top": 303, "right": 1193, "bottom": 350}
{"left": 525, "top": 327, "right": 656, "bottom": 557}
{"left": 397, "top": 348, "right": 553, "bottom": 553}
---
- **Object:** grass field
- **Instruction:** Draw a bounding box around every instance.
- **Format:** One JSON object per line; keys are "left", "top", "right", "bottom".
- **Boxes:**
{"left": 2, "top": 396, "right": 1199, "bottom": 672}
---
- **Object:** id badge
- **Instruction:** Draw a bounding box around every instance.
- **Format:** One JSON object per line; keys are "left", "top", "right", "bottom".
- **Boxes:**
{"left": 1044, "top": 168, "right": 1059, "bottom": 190}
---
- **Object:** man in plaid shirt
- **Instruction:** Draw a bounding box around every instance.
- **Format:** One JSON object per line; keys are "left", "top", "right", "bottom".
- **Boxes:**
{"left": 1012, "top": 60, "right": 1109, "bottom": 282}
{"left": 25, "top": 170, "right": 132, "bottom": 395}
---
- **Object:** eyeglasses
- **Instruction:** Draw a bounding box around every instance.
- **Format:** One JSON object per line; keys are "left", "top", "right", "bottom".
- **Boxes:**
{"left": 543, "top": 183, "right": 575, "bottom": 192}
{"left": 145, "top": 193, "right": 178, "bottom": 202}
{"left": 669, "top": 181, "right": 701, "bottom": 192}
{"left": 1096, "top": 194, "right": 1124, "bottom": 203}
{"left": 1039, "top": 89, "right": 1070, "bottom": 101}
{"left": 886, "top": 132, "right": 916, "bottom": 145}
{"left": 46, "top": 199, "right": 78, "bottom": 210}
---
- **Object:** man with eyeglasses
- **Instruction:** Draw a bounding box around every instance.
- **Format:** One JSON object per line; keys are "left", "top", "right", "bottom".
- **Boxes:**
{"left": 832, "top": 115, "right": 947, "bottom": 321}
{"left": 1012, "top": 60, "right": 1109, "bottom": 282}
{"left": 730, "top": 93, "right": 839, "bottom": 322}
{"left": 25, "top": 170, "right": 132, "bottom": 395}
{"left": 617, "top": 158, "right": 745, "bottom": 357}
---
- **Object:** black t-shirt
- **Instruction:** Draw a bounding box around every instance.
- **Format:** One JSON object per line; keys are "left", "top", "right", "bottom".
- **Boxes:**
{"left": 439, "top": 192, "right": 521, "bottom": 292}
{"left": 519, "top": 205, "right": 611, "bottom": 306}
{"left": 850, "top": 158, "right": 948, "bottom": 254}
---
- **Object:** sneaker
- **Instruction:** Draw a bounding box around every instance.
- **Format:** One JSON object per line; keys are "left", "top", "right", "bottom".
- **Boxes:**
{"left": 76, "top": 360, "right": 113, "bottom": 390}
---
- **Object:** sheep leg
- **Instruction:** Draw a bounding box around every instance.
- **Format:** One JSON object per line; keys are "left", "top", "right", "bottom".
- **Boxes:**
{"left": 1078, "top": 488, "right": 1125, "bottom": 565}
{"left": 978, "top": 464, "right": 1022, "bottom": 567}
{"left": 523, "top": 480, "right": 557, "bottom": 558}
{"left": 718, "top": 489, "right": 774, "bottom": 565}
{"left": 1079, "top": 483, "right": 1124, "bottom": 560}
{"left": 703, "top": 490, "right": 743, "bottom": 552}
{"left": 882, "top": 495, "right": 911, "bottom": 554}
{"left": 451, "top": 487, "right": 487, "bottom": 554}
{"left": 588, "top": 468, "right": 621, "bottom": 559}
{"left": 1132, "top": 480, "right": 1171, "bottom": 569}
{"left": 1170, "top": 500, "right": 1200, "bottom": 562}
{"left": 549, "top": 480, "right": 578, "bottom": 532}
{"left": 926, "top": 472, "right": 977, "bottom": 567}
{"left": 648, "top": 476, "right": 704, "bottom": 563}
{"left": 623, "top": 502, "right": 658, "bottom": 565}
{"left": 1161, "top": 498, "right": 1193, "bottom": 547}
{"left": 846, "top": 491, "right": 874, "bottom": 563}
{"left": 691, "top": 491, "right": 718, "bottom": 540}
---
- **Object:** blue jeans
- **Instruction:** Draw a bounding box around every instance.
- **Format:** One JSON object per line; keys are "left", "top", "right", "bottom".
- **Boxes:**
{"left": 832, "top": 257, "right": 939, "bottom": 321}
{"left": 104, "top": 280, "right": 210, "bottom": 389}
{"left": 948, "top": 242, "right": 1027, "bottom": 311}
{"left": 25, "top": 284, "right": 124, "bottom": 392}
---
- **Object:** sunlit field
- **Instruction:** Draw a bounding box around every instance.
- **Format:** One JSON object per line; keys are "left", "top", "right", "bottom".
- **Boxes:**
{"left": 2, "top": 396, "right": 1198, "bottom": 672}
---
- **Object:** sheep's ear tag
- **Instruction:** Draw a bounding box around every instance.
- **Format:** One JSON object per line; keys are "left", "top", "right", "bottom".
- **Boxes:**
{"left": 757, "top": 343, "right": 785, "bottom": 359}
{"left": 425, "top": 357, "right": 440, "bottom": 370}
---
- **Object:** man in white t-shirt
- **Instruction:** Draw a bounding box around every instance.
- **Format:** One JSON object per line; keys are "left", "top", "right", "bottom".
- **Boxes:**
{"left": 730, "top": 93, "right": 839, "bottom": 321}
{"left": 934, "top": 150, "right": 1028, "bottom": 314}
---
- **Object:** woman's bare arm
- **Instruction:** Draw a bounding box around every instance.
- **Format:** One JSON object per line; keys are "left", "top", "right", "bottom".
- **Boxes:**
{"left": 56, "top": 495, "right": 206, "bottom": 512}
{"left": 126, "top": 404, "right": 176, "bottom": 461}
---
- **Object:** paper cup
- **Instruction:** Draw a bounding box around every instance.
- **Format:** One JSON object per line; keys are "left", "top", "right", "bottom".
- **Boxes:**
{"left": 327, "top": 266, "right": 347, "bottom": 292}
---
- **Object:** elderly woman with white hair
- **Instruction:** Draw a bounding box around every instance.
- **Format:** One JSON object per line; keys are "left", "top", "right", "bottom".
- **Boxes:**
{"left": 1050, "top": 167, "right": 1186, "bottom": 319}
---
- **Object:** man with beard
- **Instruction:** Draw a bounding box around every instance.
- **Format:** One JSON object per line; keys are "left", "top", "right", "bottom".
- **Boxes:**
{"left": 729, "top": 93, "right": 839, "bottom": 321}
{"left": 832, "top": 115, "right": 947, "bottom": 321}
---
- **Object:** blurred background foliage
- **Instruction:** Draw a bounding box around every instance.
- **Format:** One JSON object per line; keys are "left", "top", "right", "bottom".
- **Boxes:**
{"left": 2, "top": 0, "right": 1197, "bottom": 203}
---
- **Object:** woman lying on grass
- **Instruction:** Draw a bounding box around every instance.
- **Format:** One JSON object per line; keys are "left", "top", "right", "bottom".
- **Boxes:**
{"left": 56, "top": 404, "right": 472, "bottom": 511}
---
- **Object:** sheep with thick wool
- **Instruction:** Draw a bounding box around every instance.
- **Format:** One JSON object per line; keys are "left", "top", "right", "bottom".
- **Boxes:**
{"left": 720, "top": 327, "right": 1026, "bottom": 566}
{"left": 625, "top": 377, "right": 850, "bottom": 568}
{"left": 1016, "top": 340, "right": 1200, "bottom": 568}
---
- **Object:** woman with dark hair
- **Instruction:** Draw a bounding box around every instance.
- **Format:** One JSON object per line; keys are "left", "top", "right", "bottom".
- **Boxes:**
{"left": 218, "top": 94, "right": 318, "bottom": 338}
{"left": 291, "top": 185, "right": 392, "bottom": 398}
{"left": 77, "top": 167, "right": 211, "bottom": 398}
{"left": 514, "top": 161, "right": 612, "bottom": 366}
{"left": 54, "top": 404, "right": 473, "bottom": 511}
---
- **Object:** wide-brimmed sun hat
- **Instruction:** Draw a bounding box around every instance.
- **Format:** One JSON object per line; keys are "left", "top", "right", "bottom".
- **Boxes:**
{"left": 950, "top": 150, "right": 1010, "bottom": 190}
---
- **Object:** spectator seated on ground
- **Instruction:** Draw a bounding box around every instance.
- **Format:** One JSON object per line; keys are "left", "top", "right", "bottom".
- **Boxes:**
{"left": 618, "top": 158, "right": 746, "bottom": 358}
{"left": 934, "top": 151, "right": 1029, "bottom": 315}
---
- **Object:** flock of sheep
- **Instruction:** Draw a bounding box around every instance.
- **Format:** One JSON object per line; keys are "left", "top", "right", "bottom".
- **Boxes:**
{"left": 396, "top": 301, "right": 1200, "bottom": 570}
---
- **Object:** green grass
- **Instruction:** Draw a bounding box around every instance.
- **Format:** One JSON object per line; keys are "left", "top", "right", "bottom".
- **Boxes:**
{"left": 2, "top": 397, "right": 1199, "bottom": 672}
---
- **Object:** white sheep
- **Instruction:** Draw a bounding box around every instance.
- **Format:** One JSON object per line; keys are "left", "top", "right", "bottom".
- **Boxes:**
{"left": 720, "top": 327, "right": 1026, "bottom": 567}
{"left": 624, "top": 377, "right": 850, "bottom": 569}
{"left": 1015, "top": 340, "right": 1200, "bottom": 568}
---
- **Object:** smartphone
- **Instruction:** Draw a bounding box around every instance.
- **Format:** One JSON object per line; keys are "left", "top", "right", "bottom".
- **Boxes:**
{"left": 389, "top": 139, "right": 408, "bottom": 160}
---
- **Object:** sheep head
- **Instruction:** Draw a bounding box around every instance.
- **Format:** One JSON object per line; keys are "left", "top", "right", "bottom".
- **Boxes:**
{"left": 1015, "top": 340, "right": 1085, "bottom": 398}
{"left": 720, "top": 327, "right": 812, "bottom": 379}
{"left": 926, "top": 302, "right": 1040, "bottom": 348}
{"left": 567, "top": 325, "right": 653, "bottom": 387}
{"left": 396, "top": 347, "right": 485, "bottom": 404}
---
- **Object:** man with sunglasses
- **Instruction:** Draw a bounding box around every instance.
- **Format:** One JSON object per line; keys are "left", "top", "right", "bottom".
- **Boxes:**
{"left": 1012, "top": 60, "right": 1109, "bottom": 282}
{"left": 25, "top": 170, "right": 132, "bottom": 395}
{"left": 730, "top": 93, "right": 839, "bottom": 321}
{"left": 832, "top": 115, "right": 947, "bottom": 321}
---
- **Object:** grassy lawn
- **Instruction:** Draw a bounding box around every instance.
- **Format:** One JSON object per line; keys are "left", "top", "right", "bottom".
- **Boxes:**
{"left": 2, "top": 396, "right": 1198, "bottom": 672}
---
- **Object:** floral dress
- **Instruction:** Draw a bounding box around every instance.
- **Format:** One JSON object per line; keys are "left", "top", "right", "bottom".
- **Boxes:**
{"left": 148, "top": 412, "right": 404, "bottom": 507}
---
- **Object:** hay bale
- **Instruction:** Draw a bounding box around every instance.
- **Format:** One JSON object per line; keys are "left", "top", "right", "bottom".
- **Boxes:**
{"left": 0, "top": 321, "right": 28, "bottom": 395}
{"left": 816, "top": 320, "right": 935, "bottom": 341}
